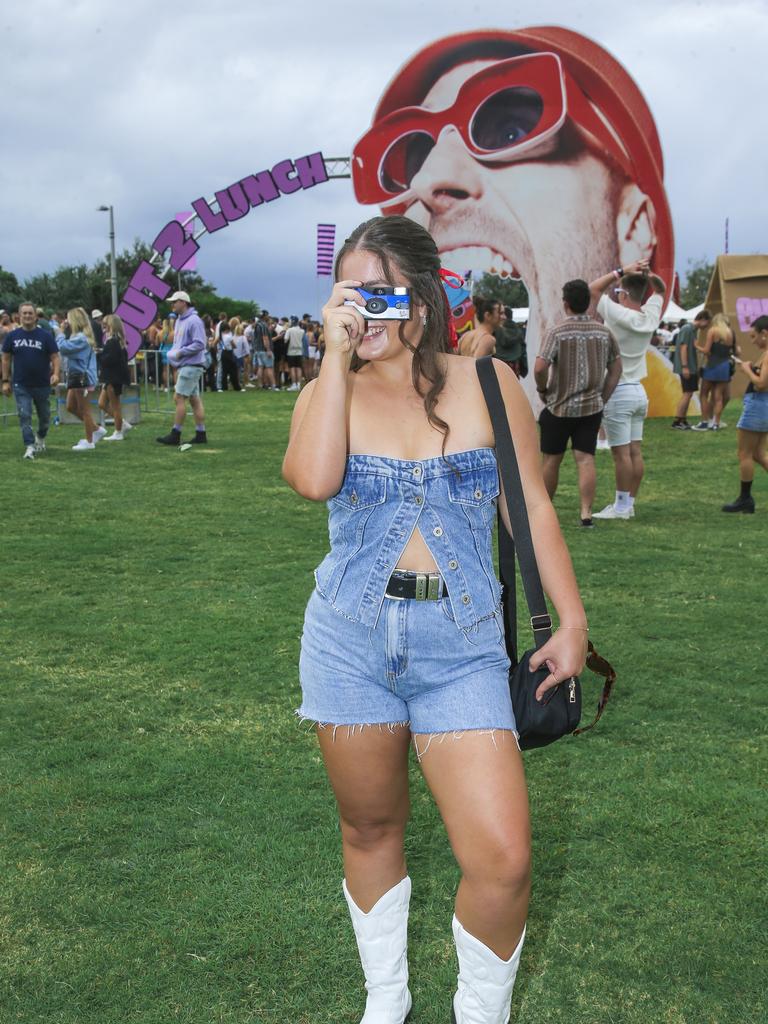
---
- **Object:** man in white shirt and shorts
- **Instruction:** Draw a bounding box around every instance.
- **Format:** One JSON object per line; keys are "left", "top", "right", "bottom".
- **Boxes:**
{"left": 589, "top": 259, "right": 665, "bottom": 519}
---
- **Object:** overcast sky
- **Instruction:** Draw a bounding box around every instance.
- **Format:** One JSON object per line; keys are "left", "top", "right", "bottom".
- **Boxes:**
{"left": 1, "top": 0, "right": 766, "bottom": 316}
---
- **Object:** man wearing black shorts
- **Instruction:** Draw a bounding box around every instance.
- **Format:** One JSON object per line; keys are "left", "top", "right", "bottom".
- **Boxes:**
{"left": 534, "top": 279, "right": 622, "bottom": 526}
{"left": 284, "top": 316, "right": 305, "bottom": 391}
{"left": 671, "top": 309, "right": 711, "bottom": 429}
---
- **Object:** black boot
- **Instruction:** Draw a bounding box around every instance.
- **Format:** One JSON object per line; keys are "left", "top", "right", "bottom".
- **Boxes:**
{"left": 188, "top": 431, "right": 207, "bottom": 444}
{"left": 156, "top": 430, "right": 181, "bottom": 446}
{"left": 721, "top": 495, "right": 755, "bottom": 513}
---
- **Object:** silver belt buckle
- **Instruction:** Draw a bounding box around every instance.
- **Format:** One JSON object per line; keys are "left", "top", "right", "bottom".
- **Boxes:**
{"left": 415, "top": 572, "right": 442, "bottom": 601}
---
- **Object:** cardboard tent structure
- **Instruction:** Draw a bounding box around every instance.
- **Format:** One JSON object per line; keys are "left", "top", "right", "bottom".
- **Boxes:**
{"left": 705, "top": 255, "right": 768, "bottom": 397}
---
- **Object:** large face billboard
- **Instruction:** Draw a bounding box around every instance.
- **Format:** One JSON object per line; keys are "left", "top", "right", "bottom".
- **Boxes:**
{"left": 350, "top": 27, "right": 676, "bottom": 408}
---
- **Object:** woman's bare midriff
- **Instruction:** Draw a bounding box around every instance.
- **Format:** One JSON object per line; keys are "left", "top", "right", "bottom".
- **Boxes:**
{"left": 347, "top": 355, "right": 495, "bottom": 573}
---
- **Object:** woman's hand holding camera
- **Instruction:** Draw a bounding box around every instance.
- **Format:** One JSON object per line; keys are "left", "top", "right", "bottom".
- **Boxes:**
{"left": 322, "top": 280, "right": 366, "bottom": 360}
{"left": 528, "top": 626, "right": 589, "bottom": 703}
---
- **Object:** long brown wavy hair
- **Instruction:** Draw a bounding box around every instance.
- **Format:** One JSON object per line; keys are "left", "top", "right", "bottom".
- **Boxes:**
{"left": 334, "top": 216, "right": 454, "bottom": 453}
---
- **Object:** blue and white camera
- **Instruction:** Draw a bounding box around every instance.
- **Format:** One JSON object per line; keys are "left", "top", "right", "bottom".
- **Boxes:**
{"left": 345, "top": 286, "right": 411, "bottom": 320}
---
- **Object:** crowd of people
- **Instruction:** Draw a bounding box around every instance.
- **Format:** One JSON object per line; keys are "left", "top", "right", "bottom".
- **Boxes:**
{"left": 1, "top": 303, "right": 132, "bottom": 454}
{"left": 1, "top": 285, "right": 767, "bottom": 511}
{"left": 137, "top": 308, "right": 325, "bottom": 394}
{"left": 455, "top": 275, "right": 768, "bottom": 518}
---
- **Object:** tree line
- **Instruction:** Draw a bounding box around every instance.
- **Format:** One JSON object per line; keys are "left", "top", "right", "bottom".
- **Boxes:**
{"left": 0, "top": 241, "right": 258, "bottom": 322}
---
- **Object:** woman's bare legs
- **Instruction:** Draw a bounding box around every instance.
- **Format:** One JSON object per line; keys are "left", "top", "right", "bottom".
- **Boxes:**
{"left": 67, "top": 389, "right": 95, "bottom": 442}
{"left": 738, "top": 429, "right": 768, "bottom": 481}
{"left": 699, "top": 380, "right": 712, "bottom": 423}
{"left": 317, "top": 725, "right": 411, "bottom": 911}
{"left": 711, "top": 382, "right": 727, "bottom": 426}
{"left": 108, "top": 385, "right": 123, "bottom": 432}
{"left": 415, "top": 730, "right": 530, "bottom": 959}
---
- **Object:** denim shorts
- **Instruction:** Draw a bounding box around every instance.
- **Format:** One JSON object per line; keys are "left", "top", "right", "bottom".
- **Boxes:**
{"left": 737, "top": 392, "right": 768, "bottom": 433}
{"left": 701, "top": 360, "right": 731, "bottom": 382}
{"left": 175, "top": 365, "right": 204, "bottom": 397}
{"left": 298, "top": 589, "right": 516, "bottom": 735}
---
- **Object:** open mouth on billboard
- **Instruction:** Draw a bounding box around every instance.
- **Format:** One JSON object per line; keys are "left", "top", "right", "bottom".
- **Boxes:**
{"left": 440, "top": 246, "right": 521, "bottom": 279}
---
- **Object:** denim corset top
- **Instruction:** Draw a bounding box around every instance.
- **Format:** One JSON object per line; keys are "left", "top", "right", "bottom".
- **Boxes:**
{"left": 314, "top": 447, "right": 502, "bottom": 629}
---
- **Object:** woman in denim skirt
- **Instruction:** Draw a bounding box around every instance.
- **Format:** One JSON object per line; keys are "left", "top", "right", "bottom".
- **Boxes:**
{"left": 282, "top": 217, "right": 588, "bottom": 1024}
{"left": 722, "top": 315, "right": 768, "bottom": 513}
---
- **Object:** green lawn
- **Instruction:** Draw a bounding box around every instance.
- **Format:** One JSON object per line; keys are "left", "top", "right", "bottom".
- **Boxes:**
{"left": 1, "top": 393, "right": 765, "bottom": 1024}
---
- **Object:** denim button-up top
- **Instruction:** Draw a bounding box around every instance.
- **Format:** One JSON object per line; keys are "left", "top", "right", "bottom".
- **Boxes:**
{"left": 314, "top": 447, "right": 501, "bottom": 629}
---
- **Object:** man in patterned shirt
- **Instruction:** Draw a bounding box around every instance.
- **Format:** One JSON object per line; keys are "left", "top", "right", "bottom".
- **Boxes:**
{"left": 534, "top": 279, "right": 622, "bottom": 526}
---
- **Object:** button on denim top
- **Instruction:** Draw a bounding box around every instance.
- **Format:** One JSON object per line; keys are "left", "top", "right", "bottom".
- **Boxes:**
{"left": 314, "top": 447, "right": 501, "bottom": 629}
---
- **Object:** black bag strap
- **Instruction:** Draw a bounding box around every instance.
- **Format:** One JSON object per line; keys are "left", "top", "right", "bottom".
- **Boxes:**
{"left": 476, "top": 357, "right": 552, "bottom": 659}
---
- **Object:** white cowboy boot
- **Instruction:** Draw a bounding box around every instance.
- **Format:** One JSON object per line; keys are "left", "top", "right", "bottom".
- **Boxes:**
{"left": 343, "top": 876, "right": 413, "bottom": 1023}
{"left": 451, "top": 915, "right": 526, "bottom": 1023}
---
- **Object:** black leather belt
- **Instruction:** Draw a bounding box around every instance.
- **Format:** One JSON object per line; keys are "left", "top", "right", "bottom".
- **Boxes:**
{"left": 385, "top": 570, "right": 447, "bottom": 601}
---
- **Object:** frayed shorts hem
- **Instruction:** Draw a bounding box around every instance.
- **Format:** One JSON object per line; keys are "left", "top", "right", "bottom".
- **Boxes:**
{"left": 295, "top": 710, "right": 520, "bottom": 755}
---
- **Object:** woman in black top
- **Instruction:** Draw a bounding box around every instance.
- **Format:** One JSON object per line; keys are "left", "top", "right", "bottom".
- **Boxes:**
{"left": 722, "top": 315, "right": 768, "bottom": 512}
{"left": 99, "top": 314, "right": 132, "bottom": 441}
{"left": 695, "top": 312, "right": 737, "bottom": 430}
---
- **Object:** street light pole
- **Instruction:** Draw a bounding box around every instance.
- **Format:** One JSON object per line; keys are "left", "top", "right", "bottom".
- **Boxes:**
{"left": 97, "top": 205, "right": 118, "bottom": 312}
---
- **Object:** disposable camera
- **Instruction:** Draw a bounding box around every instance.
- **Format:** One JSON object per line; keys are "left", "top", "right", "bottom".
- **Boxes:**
{"left": 345, "top": 286, "right": 411, "bottom": 320}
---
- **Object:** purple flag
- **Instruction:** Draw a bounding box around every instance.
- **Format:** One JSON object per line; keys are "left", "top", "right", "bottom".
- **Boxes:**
{"left": 316, "top": 223, "right": 336, "bottom": 276}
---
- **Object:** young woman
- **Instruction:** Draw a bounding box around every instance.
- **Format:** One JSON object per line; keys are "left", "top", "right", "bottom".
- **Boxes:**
{"left": 159, "top": 316, "right": 176, "bottom": 391}
{"left": 694, "top": 312, "right": 737, "bottom": 430}
{"left": 219, "top": 321, "right": 240, "bottom": 390}
{"left": 233, "top": 323, "right": 251, "bottom": 387}
{"left": 99, "top": 314, "right": 132, "bottom": 440}
{"left": 722, "top": 315, "right": 768, "bottom": 512}
{"left": 57, "top": 307, "right": 100, "bottom": 450}
{"left": 282, "top": 217, "right": 588, "bottom": 1024}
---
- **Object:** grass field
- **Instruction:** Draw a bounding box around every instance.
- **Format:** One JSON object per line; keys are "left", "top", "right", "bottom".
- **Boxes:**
{"left": 1, "top": 391, "right": 765, "bottom": 1024}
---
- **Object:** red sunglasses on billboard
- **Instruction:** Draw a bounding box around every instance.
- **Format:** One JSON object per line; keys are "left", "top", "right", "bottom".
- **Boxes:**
{"left": 352, "top": 53, "right": 635, "bottom": 207}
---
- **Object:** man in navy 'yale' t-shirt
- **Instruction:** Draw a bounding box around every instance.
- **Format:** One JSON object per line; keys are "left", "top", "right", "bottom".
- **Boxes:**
{"left": 1, "top": 302, "right": 60, "bottom": 460}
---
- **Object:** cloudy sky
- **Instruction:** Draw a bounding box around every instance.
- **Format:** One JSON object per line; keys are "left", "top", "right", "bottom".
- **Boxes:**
{"left": 2, "top": 0, "right": 766, "bottom": 316}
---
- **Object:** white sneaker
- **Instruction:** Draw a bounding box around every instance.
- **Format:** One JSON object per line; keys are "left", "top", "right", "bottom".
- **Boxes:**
{"left": 593, "top": 503, "right": 632, "bottom": 520}
{"left": 121, "top": 419, "right": 133, "bottom": 432}
{"left": 23, "top": 445, "right": 35, "bottom": 460}
{"left": 34, "top": 435, "right": 46, "bottom": 453}
{"left": 102, "top": 431, "right": 124, "bottom": 441}
{"left": 596, "top": 438, "right": 611, "bottom": 451}
{"left": 92, "top": 426, "right": 107, "bottom": 442}
{"left": 72, "top": 439, "right": 96, "bottom": 451}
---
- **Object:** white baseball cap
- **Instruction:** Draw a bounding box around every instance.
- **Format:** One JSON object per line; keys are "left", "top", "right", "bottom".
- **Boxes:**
{"left": 167, "top": 291, "right": 191, "bottom": 304}
{"left": 91, "top": 309, "right": 104, "bottom": 318}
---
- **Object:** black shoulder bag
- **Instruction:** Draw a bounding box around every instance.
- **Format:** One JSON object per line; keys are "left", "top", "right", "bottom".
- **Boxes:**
{"left": 476, "top": 356, "right": 616, "bottom": 750}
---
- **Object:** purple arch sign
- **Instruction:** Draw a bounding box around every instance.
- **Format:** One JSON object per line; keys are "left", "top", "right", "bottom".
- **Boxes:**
{"left": 117, "top": 151, "right": 329, "bottom": 358}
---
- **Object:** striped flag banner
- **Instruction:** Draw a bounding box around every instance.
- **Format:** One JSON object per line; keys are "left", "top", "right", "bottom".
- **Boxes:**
{"left": 316, "top": 223, "right": 336, "bottom": 276}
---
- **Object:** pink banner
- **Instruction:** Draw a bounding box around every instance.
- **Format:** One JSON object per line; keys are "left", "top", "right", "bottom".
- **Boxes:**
{"left": 175, "top": 212, "right": 197, "bottom": 270}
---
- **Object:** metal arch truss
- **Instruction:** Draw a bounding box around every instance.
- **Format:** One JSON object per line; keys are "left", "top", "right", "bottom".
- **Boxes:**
{"left": 149, "top": 155, "right": 352, "bottom": 279}
{"left": 323, "top": 156, "right": 352, "bottom": 179}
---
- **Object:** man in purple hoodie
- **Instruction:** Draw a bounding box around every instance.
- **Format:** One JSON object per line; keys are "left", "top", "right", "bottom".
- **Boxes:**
{"left": 157, "top": 291, "right": 209, "bottom": 445}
